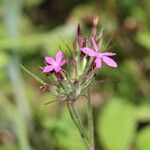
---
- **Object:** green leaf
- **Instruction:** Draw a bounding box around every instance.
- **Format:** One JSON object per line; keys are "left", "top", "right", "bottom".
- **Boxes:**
{"left": 137, "top": 126, "right": 150, "bottom": 150}
{"left": 135, "top": 30, "right": 150, "bottom": 50}
{"left": 137, "top": 105, "right": 150, "bottom": 121}
{"left": 97, "top": 98, "right": 137, "bottom": 150}
{"left": 20, "top": 62, "right": 45, "bottom": 84}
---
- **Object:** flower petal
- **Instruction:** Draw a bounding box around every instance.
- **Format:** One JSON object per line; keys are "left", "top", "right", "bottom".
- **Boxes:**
{"left": 45, "top": 56, "right": 56, "bottom": 65}
{"left": 43, "top": 65, "right": 54, "bottom": 73}
{"left": 102, "top": 56, "right": 117, "bottom": 67}
{"left": 95, "top": 57, "right": 102, "bottom": 68}
{"left": 56, "top": 50, "right": 63, "bottom": 64}
{"left": 81, "top": 47, "right": 96, "bottom": 57}
{"left": 102, "top": 52, "right": 116, "bottom": 56}
{"left": 60, "top": 59, "right": 67, "bottom": 66}
{"left": 91, "top": 37, "right": 99, "bottom": 52}
{"left": 54, "top": 66, "right": 61, "bottom": 72}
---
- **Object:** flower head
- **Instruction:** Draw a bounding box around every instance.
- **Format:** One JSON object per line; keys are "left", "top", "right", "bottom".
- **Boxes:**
{"left": 21, "top": 16, "right": 118, "bottom": 103}
{"left": 43, "top": 50, "right": 67, "bottom": 73}
{"left": 39, "top": 16, "right": 118, "bottom": 101}
{"left": 81, "top": 37, "right": 117, "bottom": 68}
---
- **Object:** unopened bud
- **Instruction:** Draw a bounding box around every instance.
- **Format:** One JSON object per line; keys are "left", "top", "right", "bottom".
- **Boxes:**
{"left": 73, "top": 78, "right": 79, "bottom": 88}
{"left": 91, "top": 16, "right": 99, "bottom": 38}
{"left": 56, "top": 72, "right": 64, "bottom": 80}
{"left": 86, "top": 60, "right": 96, "bottom": 78}
{"left": 73, "top": 37, "right": 78, "bottom": 51}
{"left": 97, "top": 31, "right": 103, "bottom": 43}
{"left": 77, "top": 24, "right": 83, "bottom": 48}
{"left": 77, "top": 24, "right": 82, "bottom": 37}
{"left": 93, "top": 15, "right": 99, "bottom": 27}
{"left": 80, "top": 37, "right": 88, "bottom": 60}
{"left": 86, "top": 67, "right": 95, "bottom": 78}
{"left": 82, "top": 36, "right": 88, "bottom": 47}
{"left": 72, "top": 59, "right": 77, "bottom": 67}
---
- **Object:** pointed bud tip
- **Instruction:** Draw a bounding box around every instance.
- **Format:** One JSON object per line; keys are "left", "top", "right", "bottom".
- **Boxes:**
{"left": 77, "top": 23, "right": 82, "bottom": 36}
{"left": 93, "top": 15, "right": 99, "bottom": 26}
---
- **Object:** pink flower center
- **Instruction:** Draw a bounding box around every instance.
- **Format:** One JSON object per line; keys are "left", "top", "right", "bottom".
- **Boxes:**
{"left": 53, "top": 61, "right": 59, "bottom": 67}
{"left": 96, "top": 52, "right": 103, "bottom": 58}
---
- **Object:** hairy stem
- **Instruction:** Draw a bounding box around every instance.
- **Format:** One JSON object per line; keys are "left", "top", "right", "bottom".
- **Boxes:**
{"left": 67, "top": 102, "right": 89, "bottom": 149}
{"left": 87, "top": 88, "right": 95, "bottom": 150}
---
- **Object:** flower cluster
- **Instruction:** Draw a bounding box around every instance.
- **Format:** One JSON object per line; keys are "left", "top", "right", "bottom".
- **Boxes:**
{"left": 42, "top": 16, "right": 117, "bottom": 101}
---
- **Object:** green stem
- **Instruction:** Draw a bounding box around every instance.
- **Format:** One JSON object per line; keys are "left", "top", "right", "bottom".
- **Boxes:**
{"left": 87, "top": 88, "right": 95, "bottom": 150}
{"left": 67, "top": 102, "right": 89, "bottom": 149}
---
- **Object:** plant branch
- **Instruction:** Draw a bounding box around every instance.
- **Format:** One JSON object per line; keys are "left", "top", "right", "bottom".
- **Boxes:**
{"left": 87, "top": 87, "right": 95, "bottom": 150}
{"left": 67, "top": 101, "right": 89, "bottom": 149}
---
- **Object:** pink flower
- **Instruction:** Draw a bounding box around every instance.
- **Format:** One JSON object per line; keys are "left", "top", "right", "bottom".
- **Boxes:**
{"left": 43, "top": 50, "right": 67, "bottom": 73}
{"left": 81, "top": 38, "right": 117, "bottom": 68}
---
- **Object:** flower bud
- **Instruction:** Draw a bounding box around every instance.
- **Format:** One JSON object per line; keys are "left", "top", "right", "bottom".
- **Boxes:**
{"left": 91, "top": 16, "right": 99, "bottom": 38}
{"left": 82, "top": 36, "right": 88, "bottom": 47}
{"left": 55, "top": 72, "right": 64, "bottom": 80}
{"left": 93, "top": 15, "right": 99, "bottom": 27}
{"left": 77, "top": 24, "right": 83, "bottom": 48}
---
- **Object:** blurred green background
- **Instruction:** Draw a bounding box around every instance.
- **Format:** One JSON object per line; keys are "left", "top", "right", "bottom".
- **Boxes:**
{"left": 0, "top": 0, "right": 150, "bottom": 150}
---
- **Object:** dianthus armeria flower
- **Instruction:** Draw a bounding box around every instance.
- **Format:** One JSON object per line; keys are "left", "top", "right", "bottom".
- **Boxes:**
{"left": 81, "top": 37, "right": 117, "bottom": 68}
{"left": 43, "top": 50, "right": 67, "bottom": 73}
{"left": 21, "top": 16, "right": 118, "bottom": 150}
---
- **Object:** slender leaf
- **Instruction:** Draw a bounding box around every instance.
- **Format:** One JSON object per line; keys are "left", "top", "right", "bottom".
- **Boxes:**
{"left": 19, "top": 62, "right": 45, "bottom": 84}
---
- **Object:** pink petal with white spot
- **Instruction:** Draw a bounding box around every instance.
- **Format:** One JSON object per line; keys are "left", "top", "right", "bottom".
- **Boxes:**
{"left": 56, "top": 51, "right": 63, "bottom": 64}
{"left": 95, "top": 57, "right": 102, "bottom": 68}
{"left": 43, "top": 66, "right": 54, "bottom": 73}
{"left": 102, "top": 56, "right": 117, "bottom": 68}
{"left": 45, "top": 56, "right": 56, "bottom": 65}
{"left": 81, "top": 47, "right": 96, "bottom": 57}
{"left": 102, "top": 52, "right": 116, "bottom": 56}
{"left": 54, "top": 66, "right": 61, "bottom": 72}
{"left": 91, "top": 37, "right": 99, "bottom": 52}
{"left": 60, "top": 60, "right": 67, "bottom": 66}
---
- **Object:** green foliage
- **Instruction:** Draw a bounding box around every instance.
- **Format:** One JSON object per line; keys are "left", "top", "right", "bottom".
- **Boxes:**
{"left": 97, "top": 98, "right": 137, "bottom": 150}
{"left": 137, "top": 127, "right": 150, "bottom": 150}
{"left": 42, "top": 108, "right": 86, "bottom": 150}
{"left": 24, "top": 0, "right": 42, "bottom": 6}
{"left": 135, "top": 30, "right": 150, "bottom": 50}
{"left": 0, "top": 93, "right": 31, "bottom": 150}
{"left": 0, "top": 145, "right": 18, "bottom": 150}
{"left": 137, "top": 105, "right": 150, "bottom": 121}
{"left": 0, "top": 24, "right": 75, "bottom": 54}
{"left": 0, "top": 51, "right": 9, "bottom": 68}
